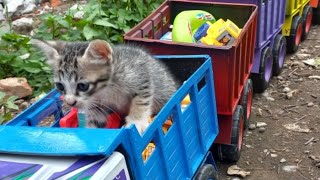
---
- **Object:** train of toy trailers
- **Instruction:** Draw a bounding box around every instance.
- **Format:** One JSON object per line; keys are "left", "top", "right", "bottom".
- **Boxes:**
{"left": 0, "top": 0, "right": 319, "bottom": 179}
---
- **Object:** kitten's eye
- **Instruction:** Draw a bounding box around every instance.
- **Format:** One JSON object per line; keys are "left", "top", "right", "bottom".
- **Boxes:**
{"left": 77, "top": 83, "right": 90, "bottom": 92}
{"left": 55, "top": 82, "right": 64, "bottom": 92}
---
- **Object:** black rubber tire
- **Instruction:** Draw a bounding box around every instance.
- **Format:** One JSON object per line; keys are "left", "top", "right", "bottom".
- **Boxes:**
{"left": 312, "top": 2, "right": 320, "bottom": 24}
{"left": 301, "top": 5, "right": 313, "bottom": 41}
{"left": 251, "top": 47, "right": 273, "bottom": 94}
{"left": 213, "top": 105, "right": 244, "bottom": 163}
{"left": 195, "top": 164, "right": 219, "bottom": 180}
{"left": 240, "top": 79, "right": 253, "bottom": 130}
{"left": 272, "top": 34, "right": 287, "bottom": 76}
{"left": 287, "top": 15, "right": 303, "bottom": 53}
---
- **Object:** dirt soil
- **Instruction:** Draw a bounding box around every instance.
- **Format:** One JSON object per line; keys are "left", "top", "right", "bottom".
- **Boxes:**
{"left": 217, "top": 26, "right": 320, "bottom": 180}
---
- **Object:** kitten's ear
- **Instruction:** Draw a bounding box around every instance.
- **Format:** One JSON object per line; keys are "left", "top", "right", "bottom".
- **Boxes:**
{"left": 82, "top": 39, "right": 113, "bottom": 65}
{"left": 30, "top": 39, "right": 64, "bottom": 66}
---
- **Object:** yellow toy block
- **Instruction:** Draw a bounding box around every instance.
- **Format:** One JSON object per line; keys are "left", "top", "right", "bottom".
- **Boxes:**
{"left": 200, "top": 18, "right": 241, "bottom": 46}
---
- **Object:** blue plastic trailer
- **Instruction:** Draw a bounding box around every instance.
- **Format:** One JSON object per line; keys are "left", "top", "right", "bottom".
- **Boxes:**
{"left": 0, "top": 55, "right": 220, "bottom": 180}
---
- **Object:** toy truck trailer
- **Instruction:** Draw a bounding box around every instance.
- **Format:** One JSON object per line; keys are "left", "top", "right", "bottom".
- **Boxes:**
{"left": 0, "top": 55, "right": 220, "bottom": 180}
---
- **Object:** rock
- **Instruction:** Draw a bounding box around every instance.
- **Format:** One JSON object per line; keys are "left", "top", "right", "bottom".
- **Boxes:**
{"left": 283, "top": 87, "right": 291, "bottom": 93}
{"left": 277, "top": 76, "right": 284, "bottom": 80}
{"left": 280, "top": 158, "right": 286, "bottom": 163}
{"left": 270, "top": 153, "right": 278, "bottom": 158}
{"left": 307, "top": 102, "right": 314, "bottom": 107}
{"left": 308, "top": 75, "right": 320, "bottom": 80}
{"left": 3, "top": 0, "right": 35, "bottom": 17}
{"left": 282, "top": 165, "right": 297, "bottom": 172}
{"left": 266, "top": 96, "right": 275, "bottom": 101}
{"left": 14, "top": 99, "right": 24, "bottom": 105}
{"left": 256, "top": 122, "right": 267, "bottom": 127}
{"left": 227, "top": 165, "right": 251, "bottom": 178}
{"left": 73, "top": 11, "right": 84, "bottom": 19}
{"left": 258, "top": 127, "right": 266, "bottom": 133}
{"left": 286, "top": 90, "right": 298, "bottom": 99}
{"left": 283, "top": 123, "right": 310, "bottom": 133}
{"left": 19, "top": 101, "right": 29, "bottom": 109}
{"left": 231, "top": 178, "right": 241, "bottom": 180}
{"left": 245, "top": 144, "right": 252, "bottom": 148}
{"left": 304, "top": 150, "right": 310, "bottom": 154}
{"left": 0, "top": 77, "right": 32, "bottom": 98}
{"left": 257, "top": 108, "right": 263, "bottom": 116}
{"left": 0, "top": 4, "right": 4, "bottom": 21}
{"left": 296, "top": 53, "right": 311, "bottom": 59}
{"left": 3, "top": 0, "right": 24, "bottom": 17}
{"left": 22, "top": 3, "right": 37, "bottom": 14}
{"left": 291, "top": 61, "right": 305, "bottom": 67}
{"left": 12, "top": 17, "right": 33, "bottom": 34}
{"left": 249, "top": 123, "right": 256, "bottom": 130}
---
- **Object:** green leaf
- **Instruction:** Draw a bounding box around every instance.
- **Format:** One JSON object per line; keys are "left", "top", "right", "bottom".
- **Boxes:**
{"left": 5, "top": 101, "right": 19, "bottom": 110}
{"left": 57, "top": 18, "right": 70, "bottom": 28}
{"left": 83, "top": 24, "right": 101, "bottom": 40}
{"left": 86, "top": 9, "right": 99, "bottom": 21}
{"left": 3, "top": 113, "right": 13, "bottom": 122}
{"left": 0, "top": 115, "right": 4, "bottom": 124}
{"left": 22, "top": 61, "right": 43, "bottom": 73}
{"left": 0, "top": 91, "right": 5, "bottom": 99}
{"left": 6, "top": 95, "right": 18, "bottom": 103}
{"left": 93, "top": 19, "right": 118, "bottom": 28}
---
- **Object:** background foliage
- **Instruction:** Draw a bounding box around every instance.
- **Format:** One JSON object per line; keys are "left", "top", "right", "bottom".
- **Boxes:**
{"left": 34, "top": 0, "right": 163, "bottom": 43}
{"left": 0, "top": 0, "right": 163, "bottom": 98}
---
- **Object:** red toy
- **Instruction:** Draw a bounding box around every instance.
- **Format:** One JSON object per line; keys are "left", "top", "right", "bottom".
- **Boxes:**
{"left": 59, "top": 108, "right": 122, "bottom": 128}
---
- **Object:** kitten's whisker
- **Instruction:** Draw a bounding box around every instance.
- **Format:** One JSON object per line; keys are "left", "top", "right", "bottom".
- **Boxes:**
{"left": 88, "top": 104, "right": 110, "bottom": 122}
{"left": 91, "top": 101, "right": 122, "bottom": 120}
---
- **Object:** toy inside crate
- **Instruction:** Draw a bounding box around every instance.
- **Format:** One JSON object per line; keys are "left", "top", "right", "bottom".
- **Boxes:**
{"left": 129, "top": 0, "right": 253, "bottom": 46}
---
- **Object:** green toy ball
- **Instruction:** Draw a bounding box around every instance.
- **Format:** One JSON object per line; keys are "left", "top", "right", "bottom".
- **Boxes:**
{"left": 172, "top": 10, "right": 216, "bottom": 43}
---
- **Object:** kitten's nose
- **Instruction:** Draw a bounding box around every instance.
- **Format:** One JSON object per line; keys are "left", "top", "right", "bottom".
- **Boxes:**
{"left": 66, "top": 100, "right": 77, "bottom": 106}
{"left": 65, "top": 96, "right": 77, "bottom": 106}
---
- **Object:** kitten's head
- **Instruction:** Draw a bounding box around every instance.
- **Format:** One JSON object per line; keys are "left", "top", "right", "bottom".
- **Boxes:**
{"left": 31, "top": 39, "right": 114, "bottom": 108}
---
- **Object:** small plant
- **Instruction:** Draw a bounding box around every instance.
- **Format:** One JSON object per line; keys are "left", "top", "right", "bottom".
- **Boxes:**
{"left": 0, "top": 32, "right": 54, "bottom": 96}
{"left": 34, "top": 0, "right": 163, "bottom": 43}
{"left": 0, "top": 91, "right": 19, "bottom": 124}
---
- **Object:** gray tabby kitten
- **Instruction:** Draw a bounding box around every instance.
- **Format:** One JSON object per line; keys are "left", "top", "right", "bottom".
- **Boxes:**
{"left": 31, "top": 39, "right": 178, "bottom": 135}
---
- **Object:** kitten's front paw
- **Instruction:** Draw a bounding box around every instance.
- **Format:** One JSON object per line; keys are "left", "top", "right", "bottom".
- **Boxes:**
{"left": 124, "top": 116, "right": 150, "bottom": 135}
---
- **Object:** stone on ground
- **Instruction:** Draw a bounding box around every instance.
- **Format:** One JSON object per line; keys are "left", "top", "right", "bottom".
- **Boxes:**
{"left": 0, "top": 77, "right": 33, "bottom": 98}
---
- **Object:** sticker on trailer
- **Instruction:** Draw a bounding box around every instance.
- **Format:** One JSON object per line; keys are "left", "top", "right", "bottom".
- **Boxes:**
{"left": 0, "top": 151, "right": 130, "bottom": 180}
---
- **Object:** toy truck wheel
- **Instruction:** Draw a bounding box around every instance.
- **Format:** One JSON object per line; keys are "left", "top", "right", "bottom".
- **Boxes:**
{"left": 240, "top": 79, "right": 253, "bottom": 130}
{"left": 312, "top": 2, "right": 320, "bottom": 24}
{"left": 252, "top": 46, "right": 273, "bottom": 93}
{"left": 272, "top": 34, "right": 287, "bottom": 76}
{"left": 195, "top": 164, "right": 219, "bottom": 180}
{"left": 301, "top": 5, "right": 313, "bottom": 40}
{"left": 213, "top": 105, "right": 244, "bottom": 163}
{"left": 287, "top": 16, "right": 303, "bottom": 53}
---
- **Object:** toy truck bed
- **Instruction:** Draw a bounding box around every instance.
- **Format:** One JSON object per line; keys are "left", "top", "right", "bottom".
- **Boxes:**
{"left": 0, "top": 55, "right": 219, "bottom": 180}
